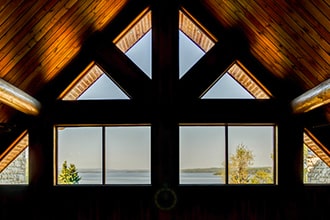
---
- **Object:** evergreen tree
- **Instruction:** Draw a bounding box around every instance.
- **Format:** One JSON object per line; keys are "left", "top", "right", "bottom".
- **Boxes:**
{"left": 58, "top": 160, "right": 81, "bottom": 184}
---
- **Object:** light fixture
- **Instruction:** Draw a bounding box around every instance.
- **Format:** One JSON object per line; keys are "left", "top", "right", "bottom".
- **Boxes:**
{"left": 0, "top": 78, "right": 41, "bottom": 116}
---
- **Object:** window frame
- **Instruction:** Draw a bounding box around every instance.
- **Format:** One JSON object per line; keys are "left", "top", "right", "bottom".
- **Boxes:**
{"left": 179, "top": 123, "right": 278, "bottom": 185}
{"left": 54, "top": 124, "right": 152, "bottom": 186}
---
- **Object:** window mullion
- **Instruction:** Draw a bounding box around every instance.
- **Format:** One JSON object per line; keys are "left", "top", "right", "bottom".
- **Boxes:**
{"left": 102, "top": 126, "right": 106, "bottom": 185}
{"left": 225, "top": 125, "right": 229, "bottom": 184}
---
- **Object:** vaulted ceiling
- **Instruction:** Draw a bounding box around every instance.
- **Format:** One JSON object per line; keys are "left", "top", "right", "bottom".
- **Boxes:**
{"left": 0, "top": 0, "right": 329, "bottom": 151}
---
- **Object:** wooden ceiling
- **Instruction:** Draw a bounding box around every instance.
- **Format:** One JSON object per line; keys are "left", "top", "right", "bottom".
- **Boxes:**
{"left": 0, "top": 0, "right": 329, "bottom": 148}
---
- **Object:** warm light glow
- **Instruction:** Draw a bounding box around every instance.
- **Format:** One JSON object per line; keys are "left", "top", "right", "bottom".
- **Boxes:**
{"left": 0, "top": 78, "right": 41, "bottom": 116}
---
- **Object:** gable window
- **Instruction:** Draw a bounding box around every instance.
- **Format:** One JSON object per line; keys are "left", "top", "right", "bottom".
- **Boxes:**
{"left": 54, "top": 7, "right": 278, "bottom": 188}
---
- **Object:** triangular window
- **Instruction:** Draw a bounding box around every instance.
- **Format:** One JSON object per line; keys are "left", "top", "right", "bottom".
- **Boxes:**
{"left": 114, "top": 9, "right": 152, "bottom": 78}
{"left": 179, "top": 31, "right": 205, "bottom": 78}
{"left": 201, "top": 62, "right": 271, "bottom": 99}
{"left": 0, "top": 131, "right": 29, "bottom": 185}
{"left": 60, "top": 64, "right": 130, "bottom": 100}
{"left": 125, "top": 30, "right": 152, "bottom": 78}
{"left": 179, "top": 10, "right": 216, "bottom": 78}
{"left": 114, "top": 9, "right": 216, "bottom": 79}
{"left": 303, "top": 129, "right": 330, "bottom": 184}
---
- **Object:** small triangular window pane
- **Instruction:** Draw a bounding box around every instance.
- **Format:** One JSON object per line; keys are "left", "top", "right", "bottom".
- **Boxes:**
{"left": 202, "top": 73, "right": 255, "bottom": 99}
{"left": 179, "top": 10, "right": 216, "bottom": 78}
{"left": 61, "top": 64, "right": 130, "bottom": 100}
{"left": 201, "top": 63, "right": 271, "bottom": 99}
{"left": 125, "top": 30, "right": 151, "bottom": 79}
{"left": 179, "top": 31, "right": 205, "bottom": 78}
{"left": 78, "top": 74, "right": 129, "bottom": 100}
{"left": 115, "top": 10, "right": 152, "bottom": 79}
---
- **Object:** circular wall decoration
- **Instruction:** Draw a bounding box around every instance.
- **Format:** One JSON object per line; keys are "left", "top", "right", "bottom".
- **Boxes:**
{"left": 154, "top": 186, "right": 177, "bottom": 211}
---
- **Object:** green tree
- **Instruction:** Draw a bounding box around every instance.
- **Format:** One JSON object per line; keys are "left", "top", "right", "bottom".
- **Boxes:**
{"left": 228, "top": 144, "right": 254, "bottom": 184}
{"left": 58, "top": 160, "right": 81, "bottom": 184}
{"left": 250, "top": 168, "right": 273, "bottom": 183}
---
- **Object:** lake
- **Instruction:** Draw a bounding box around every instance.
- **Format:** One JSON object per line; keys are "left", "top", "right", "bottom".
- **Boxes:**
{"left": 75, "top": 170, "right": 224, "bottom": 184}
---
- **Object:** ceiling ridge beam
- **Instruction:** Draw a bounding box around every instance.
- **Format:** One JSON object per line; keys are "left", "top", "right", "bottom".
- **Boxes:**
{"left": 291, "top": 78, "right": 330, "bottom": 114}
{"left": 0, "top": 78, "right": 41, "bottom": 116}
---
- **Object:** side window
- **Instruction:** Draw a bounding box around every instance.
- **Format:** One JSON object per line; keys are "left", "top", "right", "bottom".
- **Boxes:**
{"left": 0, "top": 132, "right": 29, "bottom": 185}
{"left": 303, "top": 130, "right": 330, "bottom": 184}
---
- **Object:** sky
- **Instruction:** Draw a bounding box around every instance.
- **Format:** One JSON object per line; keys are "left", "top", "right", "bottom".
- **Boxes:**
{"left": 57, "top": 30, "right": 274, "bottom": 172}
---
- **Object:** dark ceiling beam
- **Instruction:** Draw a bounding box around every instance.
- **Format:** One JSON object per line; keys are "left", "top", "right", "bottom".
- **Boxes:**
{"left": 0, "top": 78, "right": 41, "bottom": 116}
{"left": 179, "top": 43, "right": 237, "bottom": 99}
{"left": 151, "top": 0, "right": 180, "bottom": 187}
{"left": 93, "top": 40, "right": 151, "bottom": 101}
{"left": 291, "top": 78, "right": 330, "bottom": 114}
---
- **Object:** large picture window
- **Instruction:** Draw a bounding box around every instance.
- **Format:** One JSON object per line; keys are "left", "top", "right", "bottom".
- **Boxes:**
{"left": 180, "top": 124, "right": 276, "bottom": 185}
{"left": 55, "top": 125, "right": 151, "bottom": 185}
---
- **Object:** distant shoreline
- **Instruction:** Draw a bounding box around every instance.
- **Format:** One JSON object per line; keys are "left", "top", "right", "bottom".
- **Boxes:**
{"left": 75, "top": 167, "right": 272, "bottom": 174}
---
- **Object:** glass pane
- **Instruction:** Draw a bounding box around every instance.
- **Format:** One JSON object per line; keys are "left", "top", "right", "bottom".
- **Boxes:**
{"left": 57, "top": 127, "right": 102, "bottom": 184}
{"left": 179, "top": 31, "right": 205, "bottom": 78}
{"left": 61, "top": 65, "right": 130, "bottom": 100}
{"left": 180, "top": 126, "right": 225, "bottom": 184}
{"left": 105, "top": 126, "right": 151, "bottom": 184}
{"left": 228, "top": 126, "right": 274, "bottom": 184}
{"left": 125, "top": 30, "right": 152, "bottom": 78}
{"left": 202, "top": 73, "right": 255, "bottom": 99}
{"left": 0, "top": 147, "right": 29, "bottom": 185}
{"left": 78, "top": 73, "right": 130, "bottom": 100}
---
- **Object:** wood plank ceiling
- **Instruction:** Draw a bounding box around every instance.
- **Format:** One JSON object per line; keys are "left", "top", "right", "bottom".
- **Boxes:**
{"left": 0, "top": 0, "right": 129, "bottom": 123}
{"left": 0, "top": 0, "right": 329, "bottom": 147}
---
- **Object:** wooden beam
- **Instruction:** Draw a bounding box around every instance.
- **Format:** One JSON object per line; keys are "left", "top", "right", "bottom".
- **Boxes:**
{"left": 0, "top": 78, "right": 41, "bottom": 116}
{"left": 291, "top": 78, "right": 330, "bottom": 114}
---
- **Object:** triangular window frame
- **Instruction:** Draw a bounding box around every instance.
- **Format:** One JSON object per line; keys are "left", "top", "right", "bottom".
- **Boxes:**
{"left": 59, "top": 62, "right": 131, "bottom": 100}
{"left": 201, "top": 61, "right": 272, "bottom": 99}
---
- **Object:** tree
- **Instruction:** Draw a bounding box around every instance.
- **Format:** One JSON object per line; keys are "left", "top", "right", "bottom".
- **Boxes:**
{"left": 228, "top": 144, "right": 254, "bottom": 184}
{"left": 250, "top": 169, "right": 273, "bottom": 184}
{"left": 58, "top": 160, "right": 81, "bottom": 184}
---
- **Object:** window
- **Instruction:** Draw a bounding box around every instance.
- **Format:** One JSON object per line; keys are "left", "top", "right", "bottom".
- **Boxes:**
{"left": 60, "top": 63, "right": 130, "bottom": 100}
{"left": 55, "top": 126, "right": 151, "bottom": 185}
{"left": 0, "top": 131, "right": 29, "bottom": 185}
{"left": 201, "top": 62, "right": 271, "bottom": 99}
{"left": 114, "top": 9, "right": 216, "bottom": 79}
{"left": 55, "top": 7, "right": 278, "bottom": 188}
{"left": 303, "top": 129, "right": 330, "bottom": 184}
{"left": 180, "top": 124, "right": 276, "bottom": 185}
